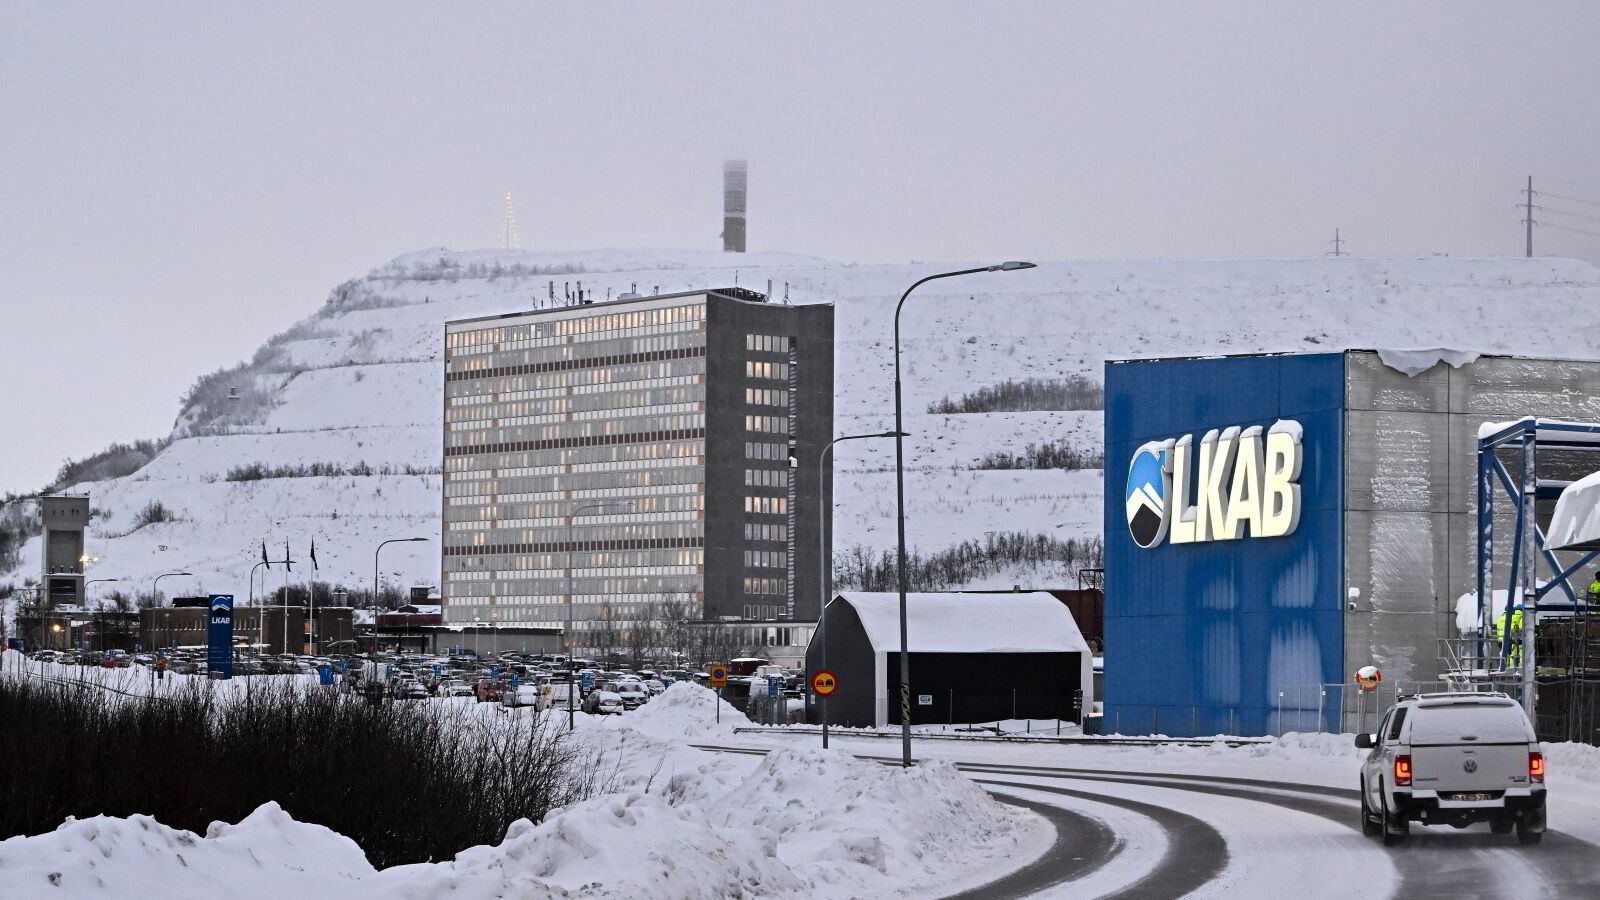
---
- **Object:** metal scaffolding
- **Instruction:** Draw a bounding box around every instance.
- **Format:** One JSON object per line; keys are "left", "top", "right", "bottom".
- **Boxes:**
{"left": 1477, "top": 418, "right": 1600, "bottom": 734}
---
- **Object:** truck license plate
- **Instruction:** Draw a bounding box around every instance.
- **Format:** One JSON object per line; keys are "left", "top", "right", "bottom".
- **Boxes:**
{"left": 1452, "top": 792, "right": 1492, "bottom": 801}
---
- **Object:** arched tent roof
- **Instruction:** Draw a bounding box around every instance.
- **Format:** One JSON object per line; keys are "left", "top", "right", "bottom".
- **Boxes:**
{"left": 829, "top": 592, "right": 1090, "bottom": 654}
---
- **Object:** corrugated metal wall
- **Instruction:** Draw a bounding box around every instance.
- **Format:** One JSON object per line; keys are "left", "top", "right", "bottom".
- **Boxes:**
{"left": 1104, "top": 354, "right": 1346, "bottom": 736}
{"left": 1343, "top": 351, "right": 1600, "bottom": 728}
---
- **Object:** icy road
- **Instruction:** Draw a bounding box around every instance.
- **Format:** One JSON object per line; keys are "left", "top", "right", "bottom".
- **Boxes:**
{"left": 696, "top": 738, "right": 1600, "bottom": 899}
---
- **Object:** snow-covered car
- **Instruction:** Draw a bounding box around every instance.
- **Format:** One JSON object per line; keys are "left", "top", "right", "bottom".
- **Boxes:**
{"left": 583, "top": 690, "right": 624, "bottom": 715}
{"left": 475, "top": 678, "right": 507, "bottom": 703}
{"left": 607, "top": 680, "right": 648, "bottom": 709}
{"left": 642, "top": 679, "right": 666, "bottom": 696}
{"left": 441, "top": 679, "right": 473, "bottom": 697}
{"left": 501, "top": 684, "right": 541, "bottom": 708}
{"left": 398, "top": 681, "right": 430, "bottom": 700}
{"left": 1358, "top": 692, "right": 1546, "bottom": 845}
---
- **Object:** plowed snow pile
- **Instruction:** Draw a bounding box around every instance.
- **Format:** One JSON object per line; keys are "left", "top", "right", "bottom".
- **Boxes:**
{"left": 0, "top": 747, "right": 1036, "bottom": 899}
{"left": 611, "top": 681, "right": 742, "bottom": 740}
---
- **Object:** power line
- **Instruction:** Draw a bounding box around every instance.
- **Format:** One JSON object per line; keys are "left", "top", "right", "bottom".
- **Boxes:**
{"left": 1539, "top": 205, "right": 1600, "bottom": 227}
{"left": 1539, "top": 191, "right": 1600, "bottom": 209}
{"left": 1523, "top": 176, "right": 1535, "bottom": 257}
{"left": 1538, "top": 221, "right": 1600, "bottom": 240}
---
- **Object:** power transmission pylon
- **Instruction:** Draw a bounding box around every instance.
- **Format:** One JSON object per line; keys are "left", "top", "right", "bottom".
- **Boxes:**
{"left": 501, "top": 192, "right": 521, "bottom": 251}
{"left": 1326, "top": 228, "right": 1347, "bottom": 257}
{"left": 1521, "top": 176, "right": 1535, "bottom": 257}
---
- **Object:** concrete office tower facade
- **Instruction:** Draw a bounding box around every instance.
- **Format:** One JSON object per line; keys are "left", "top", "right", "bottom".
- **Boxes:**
{"left": 41, "top": 494, "right": 89, "bottom": 607}
{"left": 441, "top": 288, "right": 833, "bottom": 652}
{"left": 722, "top": 160, "right": 747, "bottom": 253}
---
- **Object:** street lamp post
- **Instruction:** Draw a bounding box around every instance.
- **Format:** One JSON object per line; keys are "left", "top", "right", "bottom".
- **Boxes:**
{"left": 817, "top": 432, "right": 904, "bottom": 749}
{"left": 372, "top": 538, "right": 428, "bottom": 683}
{"left": 565, "top": 501, "right": 632, "bottom": 731}
{"left": 892, "top": 261, "right": 1035, "bottom": 767}
{"left": 85, "top": 579, "right": 120, "bottom": 652}
{"left": 152, "top": 572, "right": 193, "bottom": 612}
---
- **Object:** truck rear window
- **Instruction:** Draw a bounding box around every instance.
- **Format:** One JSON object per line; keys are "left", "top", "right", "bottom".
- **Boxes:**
{"left": 1409, "top": 704, "right": 1531, "bottom": 743}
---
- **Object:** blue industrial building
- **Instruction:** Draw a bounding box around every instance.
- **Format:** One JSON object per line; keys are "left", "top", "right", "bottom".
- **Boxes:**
{"left": 1104, "top": 349, "right": 1600, "bottom": 737}
{"left": 1104, "top": 353, "right": 1345, "bottom": 736}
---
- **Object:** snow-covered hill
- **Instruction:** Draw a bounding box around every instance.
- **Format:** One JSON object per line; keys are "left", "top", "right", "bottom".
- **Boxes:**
{"left": 8, "top": 249, "right": 1600, "bottom": 610}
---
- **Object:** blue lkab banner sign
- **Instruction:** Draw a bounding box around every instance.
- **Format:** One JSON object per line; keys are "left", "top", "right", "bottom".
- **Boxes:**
{"left": 207, "top": 594, "right": 234, "bottom": 679}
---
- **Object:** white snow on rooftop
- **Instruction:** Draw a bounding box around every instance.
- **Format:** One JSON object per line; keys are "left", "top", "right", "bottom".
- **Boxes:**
{"left": 832, "top": 591, "right": 1089, "bottom": 654}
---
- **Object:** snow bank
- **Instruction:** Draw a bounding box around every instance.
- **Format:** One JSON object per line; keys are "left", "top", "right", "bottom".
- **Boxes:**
{"left": 0, "top": 802, "right": 375, "bottom": 900}
{"left": 0, "top": 746, "right": 1034, "bottom": 899}
{"left": 611, "top": 681, "right": 742, "bottom": 740}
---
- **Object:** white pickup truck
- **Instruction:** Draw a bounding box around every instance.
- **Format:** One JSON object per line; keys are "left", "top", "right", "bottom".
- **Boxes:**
{"left": 1357, "top": 692, "right": 1546, "bottom": 845}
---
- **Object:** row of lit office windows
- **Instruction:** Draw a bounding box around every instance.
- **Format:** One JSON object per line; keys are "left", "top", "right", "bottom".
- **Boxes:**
{"left": 449, "top": 360, "right": 706, "bottom": 400}
{"left": 745, "top": 496, "right": 788, "bottom": 515}
{"left": 449, "top": 375, "right": 702, "bottom": 410}
{"left": 447, "top": 303, "right": 705, "bottom": 353}
{"left": 445, "top": 439, "right": 704, "bottom": 477}
{"left": 445, "top": 521, "right": 704, "bottom": 552}
{"left": 744, "top": 415, "right": 789, "bottom": 434}
{"left": 446, "top": 574, "right": 703, "bottom": 597}
{"left": 743, "top": 577, "right": 786, "bottom": 595}
{"left": 745, "top": 441, "right": 789, "bottom": 461}
{"left": 746, "top": 361, "right": 790, "bottom": 381}
{"left": 448, "top": 330, "right": 704, "bottom": 374}
{"left": 744, "top": 388, "right": 788, "bottom": 407}
{"left": 446, "top": 385, "right": 705, "bottom": 423}
{"left": 445, "top": 413, "right": 705, "bottom": 448}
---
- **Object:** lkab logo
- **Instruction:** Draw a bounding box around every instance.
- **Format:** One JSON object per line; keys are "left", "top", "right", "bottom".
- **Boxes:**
{"left": 1125, "top": 421, "right": 1304, "bottom": 548}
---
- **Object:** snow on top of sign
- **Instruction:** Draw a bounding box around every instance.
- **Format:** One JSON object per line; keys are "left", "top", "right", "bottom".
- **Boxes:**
{"left": 1374, "top": 347, "right": 1480, "bottom": 377}
{"left": 1549, "top": 469, "right": 1600, "bottom": 551}
{"left": 833, "top": 591, "right": 1089, "bottom": 654}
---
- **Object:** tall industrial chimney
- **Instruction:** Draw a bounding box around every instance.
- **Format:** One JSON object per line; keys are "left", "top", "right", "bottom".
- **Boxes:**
{"left": 722, "top": 159, "right": 747, "bottom": 253}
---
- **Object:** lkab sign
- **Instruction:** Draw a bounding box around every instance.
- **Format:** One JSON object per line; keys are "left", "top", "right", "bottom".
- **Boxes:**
{"left": 1125, "top": 421, "right": 1303, "bottom": 549}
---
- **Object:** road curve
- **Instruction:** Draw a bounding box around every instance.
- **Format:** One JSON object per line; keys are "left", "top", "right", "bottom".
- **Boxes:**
{"left": 943, "top": 791, "right": 1120, "bottom": 900}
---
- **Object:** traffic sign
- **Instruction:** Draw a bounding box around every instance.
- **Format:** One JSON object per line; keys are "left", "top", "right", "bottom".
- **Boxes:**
{"left": 810, "top": 669, "right": 838, "bottom": 696}
{"left": 767, "top": 675, "right": 782, "bottom": 699}
{"left": 581, "top": 671, "right": 595, "bottom": 691}
{"left": 1354, "top": 665, "right": 1382, "bottom": 692}
{"left": 708, "top": 665, "right": 729, "bottom": 688}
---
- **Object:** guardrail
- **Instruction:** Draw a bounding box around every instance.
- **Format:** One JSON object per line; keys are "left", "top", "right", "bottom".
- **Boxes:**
{"left": 730, "top": 726, "right": 1270, "bottom": 748}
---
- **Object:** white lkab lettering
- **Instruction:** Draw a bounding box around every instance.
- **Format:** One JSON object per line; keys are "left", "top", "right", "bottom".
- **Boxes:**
{"left": 1168, "top": 435, "right": 1199, "bottom": 544}
{"left": 1259, "top": 423, "right": 1303, "bottom": 538}
{"left": 1218, "top": 425, "right": 1264, "bottom": 539}
{"left": 1196, "top": 427, "right": 1238, "bottom": 541}
{"left": 1133, "top": 419, "right": 1301, "bottom": 548}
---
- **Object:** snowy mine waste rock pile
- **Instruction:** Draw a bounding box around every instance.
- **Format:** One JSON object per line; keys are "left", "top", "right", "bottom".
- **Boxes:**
{"left": 0, "top": 746, "right": 1036, "bottom": 900}
{"left": 9, "top": 251, "right": 1600, "bottom": 605}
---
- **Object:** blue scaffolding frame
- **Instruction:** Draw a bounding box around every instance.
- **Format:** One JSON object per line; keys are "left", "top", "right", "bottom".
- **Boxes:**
{"left": 1477, "top": 418, "right": 1600, "bottom": 671}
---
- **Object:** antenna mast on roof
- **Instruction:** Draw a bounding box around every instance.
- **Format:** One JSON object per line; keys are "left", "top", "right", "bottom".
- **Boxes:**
{"left": 501, "top": 192, "right": 521, "bottom": 251}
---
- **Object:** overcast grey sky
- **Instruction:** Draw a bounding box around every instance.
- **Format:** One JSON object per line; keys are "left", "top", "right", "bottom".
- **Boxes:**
{"left": 3, "top": 2, "right": 1599, "bottom": 495}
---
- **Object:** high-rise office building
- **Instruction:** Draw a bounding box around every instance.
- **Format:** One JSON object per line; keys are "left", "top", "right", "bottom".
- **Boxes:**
{"left": 440, "top": 288, "right": 833, "bottom": 652}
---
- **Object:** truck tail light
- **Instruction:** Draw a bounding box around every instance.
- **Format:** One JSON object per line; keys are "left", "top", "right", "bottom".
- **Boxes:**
{"left": 1530, "top": 752, "right": 1545, "bottom": 784}
{"left": 1394, "top": 755, "right": 1412, "bottom": 787}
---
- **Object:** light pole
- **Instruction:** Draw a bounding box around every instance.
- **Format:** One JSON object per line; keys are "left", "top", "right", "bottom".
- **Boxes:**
{"left": 817, "top": 431, "right": 904, "bottom": 748}
{"left": 85, "top": 579, "right": 120, "bottom": 652}
{"left": 152, "top": 572, "right": 193, "bottom": 610}
{"left": 892, "top": 261, "right": 1035, "bottom": 766}
{"left": 566, "top": 500, "right": 632, "bottom": 731}
{"left": 373, "top": 538, "right": 428, "bottom": 680}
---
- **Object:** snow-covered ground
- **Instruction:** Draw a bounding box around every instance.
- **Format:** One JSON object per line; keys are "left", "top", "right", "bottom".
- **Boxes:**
{"left": 5, "top": 662, "right": 1599, "bottom": 898}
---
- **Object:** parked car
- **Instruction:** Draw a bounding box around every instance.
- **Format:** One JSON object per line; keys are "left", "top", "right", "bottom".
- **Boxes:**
{"left": 608, "top": 680, "right": 648, "bottom": 710}
{"left": 501, "top": 684, "right": 542, "bottom": 708}
{"left": 1358, "top": 692, "right": 1546, "bottom": 845}
{"left": 475, "top": 678, "right": 507, "bottom": 703}
{"left": 440, "top": 679, "right": 473, "bottom": 697}
{"left": 583, "top": 690, "right": 625, "bottom": 715}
